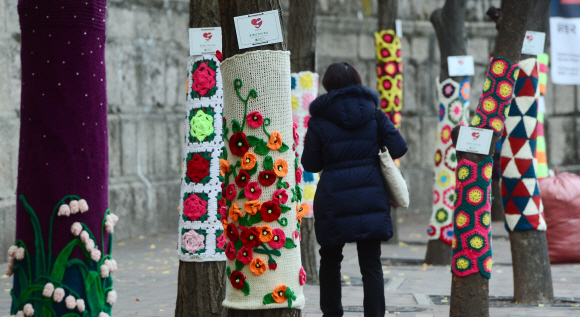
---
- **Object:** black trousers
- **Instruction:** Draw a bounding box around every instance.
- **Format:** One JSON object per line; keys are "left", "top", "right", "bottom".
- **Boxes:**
{"left": 319, "top": 240, "right": 385, "bottom": 317}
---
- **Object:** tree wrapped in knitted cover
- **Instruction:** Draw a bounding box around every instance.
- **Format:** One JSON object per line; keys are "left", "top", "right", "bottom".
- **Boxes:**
{"left": 427, "top": 78, "right": 470, "bottom": 244}
{"left": 11, "top": 0, "right": 115, "bottom": 316}
{"left": 177, "top": 54, "right": 227, "bottom": 262}
{"left": 375, "top": 30, "right": 403, "bottom": 130}
{"left": 452, "top": 57, "right": 520, "bottom": 279}
{"left": 500, "top": 58, "right": 547, "bottom": 232}
{"left": 291, "top": 71, "right": 319, "bottom": 217}
{"left": 220, "top": 51, "right": 305, "bottom": 310}
{"left": 536, "top": 53, "right": 549, "bottom": 179}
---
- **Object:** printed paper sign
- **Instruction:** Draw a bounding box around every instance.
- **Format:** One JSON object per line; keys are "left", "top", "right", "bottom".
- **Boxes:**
{"left": 550, "top": 17, "right": 580, "bottom": 84}
{"left": 521, "top": 31, "right": 546, "bottom": 56}
{"left": 448, "top": 56, "right": 475, "bottom": 77}
{"left": 189, "top": 27, "right": 222, "bottom": 56}
{"left": 396, "top": 19, "right": 403, "bottom": 38}
{"left": 233, "top": 10, "right": 283, "bottom": 50}
{"left": 455, "top": 126, "right": 494, "bottom": 155}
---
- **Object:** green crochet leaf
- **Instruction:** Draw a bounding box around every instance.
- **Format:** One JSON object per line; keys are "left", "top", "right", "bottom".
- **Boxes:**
{"left": 17, "top": 284, "right": 43, "bottom": 304}
{"left": 242, "top": 281, "right": 250, "bottom": 296}
{"left": 51, "top": 239, "right": 91, "bottom": 282}
{"left": 279, "top": 204, "right": 291, "bottom": 213}
{"left": 247, "top": 136, "right": 262, "bottom": 147}
{"left": 85, "top": 271, "right": 104, "bottom": 315}
{"left": 262, "top": 293, "right": 276, "bottom": 305}
{"left": 235, "top": 259, "right": 244, "bottom": 271}
{"left": 249, "top": 213, "right": 263, "bottom": 224}
{"left": 237, "top": 189, "right": 246, "bottom": 199}
{"left": 284, "top": 238, "right": 297, "bottom": 249}
{"left": 255, "top": 141, "right": 270, "bottom": 156}
{"left": 263, "top": 156, "right": 274, "bottom": 170}
{"left": 234, "top": 239, "right": 243, "bottom": 250}
{"left": 277, "top": 217, "right": 288, "bottom": 227}
{"left": 232, "top": 120, "right": 241, "bottom": 133}
{"left": 226, "top": 266, "right": 231, "bottom": 276}
{"left": 276, "top": 178, "right": 285, "bottom": 189}
{"left": 279, "top": 142, "right": 290, "bottom": 153}
{"left": 248, "top": 163, "right": 258, "bottom": 176}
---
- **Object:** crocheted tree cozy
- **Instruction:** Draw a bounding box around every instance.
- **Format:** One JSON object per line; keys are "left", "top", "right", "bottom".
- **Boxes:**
{"left": 536, "top": 53, "right": 549, "bottom": 179}
{"left": 375, "top": 30, "right": 403, "bottom": 129}
{"left": 452, "top": 157, "right": 494, "bottom": 278}
{"left": 500, "top": 58, "right": 547, "bottom": 232}
{"left": 427, "top": 78, "right": 470, "bottom": 244}
{"left": 291, "top": 72, "right": 319, "bottom": 217}
{"left": 177, "top": 54, "right": 227, "bottom": 262}
{"left": 220, "top": 51, "right": 305, "bottom": 310}
{"left": 470, "top": 58, "right": 519, "bottom": 135}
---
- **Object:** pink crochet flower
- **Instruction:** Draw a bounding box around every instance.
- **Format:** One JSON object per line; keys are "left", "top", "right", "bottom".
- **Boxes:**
{"left": 245, "top": 182, "right": 262, "bottom": 200}
{"left": 216, "top": 234, "right": 227, "bottom": 250}
{"left": 269, "top": 229, "right": 286, "bottom": 249}
{"left": 293, "top": 122, "right": 299, "bottom": 144}
{"left": 299, "top": 266, "right": 307, "bottom": 285}
{"left": 237, "top": 246, "right": 253, "bottom": 265}
{"left": 183, "top": 230, "right": 205, "bottom": 253}
{"left": 65, "top": 295, "right": 76, "bottom": 310}
{"left": 272, "top": 189, "right": 288, "bottom": 205}
{"left": 302, "top": 93, "right": 315, "bottom": 110}
{"left": 296, "top": 167, "right": 303, "bottom": 183}
{"left": 71, "top": 222, "right": 82, "bottom": 236}
{"left": 183, "top": 194, "right": 208, "bottom": 221}
{"left": 247, "top": 111, "right": 264, "bottom": 128}
{"left": 53, "top": 288, "right": 65, "bottom": 302}
{"left": 304, "top": 115, "right": 311, "bottom": 128}
{"left": 292, "top": 230, "right": 301, "bottom": 244}
{"left": 192, "top": 62, "right": 216, "bottom": 96}
{"left": 23, "top": 304, "right": 34, "bottom": 317}
{"left": 225, "top": 184, "right": 237, "bottom": 201}
{"left": 225, "top": 241, "right": 236, "bottom": 260}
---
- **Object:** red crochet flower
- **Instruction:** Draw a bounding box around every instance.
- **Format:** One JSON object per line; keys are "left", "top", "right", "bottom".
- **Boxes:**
{"left": 186, "top": 154, "right": 210, "bottom": 183}
{"left": 260, "top": 201, "right": 281, "bottom": 223}
{"left": 235, "top": 170, "right": 251, "bottom": 188}
{"left": 268, "top": 259, "right": 277, "bottom": 270}
{"left": 226, "top": 223, "right": 239, "bottom": 242}
{"left": 225, "top": 241, "right": 236, "bottom": 261}
{"left": 224, "top": 184, "right": 237, "bottom": 201}
{"left": 215, "top": 50, "right": 223, "bottom": 62}
{"left": 237, "top": 246, "right": 253, "bottom": 265}
{"left": 296, "top": 167, "right": 303, "bottom": 184}
{"left": 183, "top": 194, "right": 207, "bottom": 221}
{"left": 272, "top": 189, "right": 288, "bottom": 205}
{"left": 268, "top": 228, "right": 286, "bottom": 249}
{"left": 247, "top": 111, "right": 264, "bottom": 128}
{"left": 229, "top": 132, "right": 249, "bottom": 157}
{"left": 293, "top": 122, "right": 299, "bottom": 144}
{"left": 240, "top": 226, "right": 261, "bottom": 248}
{"left": 258, "top": 170, "right": 276, "bottom": 187}
{"left": 230, "top": 270, "right": 246, "bottom": 289}
{"left": 192, "top": 62, "right": 216, "bottom": 96}
{"left": 245, "top": 182, "right": 262, "bottom": 200}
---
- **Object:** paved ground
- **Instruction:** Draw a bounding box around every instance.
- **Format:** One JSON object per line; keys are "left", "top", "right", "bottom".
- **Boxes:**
{"left": 2, "top": 214, "right": 580, "bottom": 316}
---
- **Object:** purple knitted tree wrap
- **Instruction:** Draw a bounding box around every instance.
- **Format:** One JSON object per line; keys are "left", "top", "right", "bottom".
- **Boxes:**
{"left": 16, "top": 0, "right": 109, "bottom": 257}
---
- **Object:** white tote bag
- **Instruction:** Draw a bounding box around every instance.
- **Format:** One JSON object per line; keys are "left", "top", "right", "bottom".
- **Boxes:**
{"left": 376, "top": 112, "right": 410, "bottom": 208}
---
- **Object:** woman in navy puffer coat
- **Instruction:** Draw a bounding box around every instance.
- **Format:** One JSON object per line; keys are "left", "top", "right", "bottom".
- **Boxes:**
{"left": 301, "top": 62, "right": 407, "bottom": 317}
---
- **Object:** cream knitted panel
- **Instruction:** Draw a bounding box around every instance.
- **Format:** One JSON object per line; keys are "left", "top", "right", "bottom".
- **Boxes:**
{"left": 291, "top": 71, "right": 319, "bottom": 217}
{"left": 221, "top": 51, "right": 305, "bottom": 310}
{"left": 177, "top": 54, "right": 227, "bottom": 262}
{"left": 427, "top": 77, "right": 470, "bottom": 244}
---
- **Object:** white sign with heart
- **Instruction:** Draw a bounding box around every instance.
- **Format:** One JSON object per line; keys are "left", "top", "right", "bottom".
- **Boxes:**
{"left": 189, "top": 27, "right": 222, "bottom": 56}
{"left": 233, "top": 10, "right": 284, "bottom": 50}
{"left": 521, "top": 30, "right": 546, "bottom": 56}
{"left": 455, "top": 126, "right": 494, "bottom": 155}
{"left": 448, "top": 55, "right": 475, "bottom": 77}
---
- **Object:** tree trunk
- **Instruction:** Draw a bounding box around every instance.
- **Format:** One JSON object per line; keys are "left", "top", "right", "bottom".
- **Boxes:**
{"left": 491, "top": 177, "right": 504, "bottom": 221}
{"left": 424, "top": 0, "right": 467, "bottom": 265}
{"left": 287, "top": 0, "right": 319, "bottom": 285}
{"left": 449, "top": 1, "right": 533, "bottom": 315}
{"left": 378, "top": 0, "right": 398, "bottom": 30}
{"left": 218, "top": 1, "right": 299, "bottom": 316}
{"left": 175, "top": 2, "right": 227, "bottom": 317}
{"left": 506, "top": 0, "right": 554, "bottom": 305}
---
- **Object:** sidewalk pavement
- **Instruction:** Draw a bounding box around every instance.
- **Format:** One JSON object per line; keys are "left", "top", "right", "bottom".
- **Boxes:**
{"left": 2, "top": 213, "right": 580, "bottom": 316}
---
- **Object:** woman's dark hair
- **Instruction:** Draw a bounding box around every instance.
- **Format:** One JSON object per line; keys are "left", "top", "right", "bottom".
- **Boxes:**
{"left": 322, "top": 62, "right": 362, "bottom": 91}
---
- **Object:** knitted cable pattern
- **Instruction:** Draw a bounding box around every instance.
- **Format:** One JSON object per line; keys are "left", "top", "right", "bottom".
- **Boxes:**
{"left": 427, "top": 78, "right": 470, "bottom": 244}
{"left": 375, "top": 30, "right": 403, "bottom": 129}
{"left": 470, "top": 58, "right": 519, "bottom": 135}
{"left": 291, "top": 71, "right": 319, "bottom": 217}
{"left": 500, "top": 58, "right": 547, "bottom": 232}
{"left": 536, "top": 53, "right": 549, "bottom": 179}
{"left": 220, "top": 51, "right": 305, "bottom": 310}
{"left": 452, "top": 157, "right": 494, "bottom": 278}
{"left": 177, "top": 54, "right": 227, "bottom": 262}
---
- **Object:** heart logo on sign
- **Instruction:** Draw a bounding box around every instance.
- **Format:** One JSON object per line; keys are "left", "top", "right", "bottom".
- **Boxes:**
{"left": 203, "top": 32, "right": 212, "bottom": 41}
{"left": 472, "top": 132, "right": 480, "bottom": 140}
{"left": 458, "top": 59, "right": 464, "bottom": 65}
{"left": 526, "top": 35, "right": 533, "bottom": 42}
{"left": 251, "top": 18, "right": 263, "bottom": 29}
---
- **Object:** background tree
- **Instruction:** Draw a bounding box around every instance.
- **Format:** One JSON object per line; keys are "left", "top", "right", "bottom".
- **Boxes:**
{"left": 424, "top": 0, "right": 468, "bottom": 265}
{"left": 287, "top": 0, "right": 319, "bottom": 285}
{"left": 174, "top": 1, "right": 227, "bottom": 316}
{"left": 218, "top": 2, "right": 299, "bottom": 317}
{"left": 449, "top": 0, "right": 534, "bottom": 316}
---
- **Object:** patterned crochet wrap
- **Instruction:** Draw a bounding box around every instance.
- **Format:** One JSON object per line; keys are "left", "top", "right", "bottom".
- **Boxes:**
{"left": 500, "top": 58, "right": 547, "bottom": 232}
{"left": 452, "top": 157, "right": 494, "bottom": 278}
{"left": 536, "top": 53, "right": 549, "bottom": 179}
{"left": 427, "top": 78, "right": 470, "bottom": 244}
{"left": 177, "top": 54, "right": 227, "bottom": 262}
{"left": 291, "top": 71, "right": 319, "bottom": 217}
{"left": 375, "top": 30, "right": 403, "bottom": 129}
{"left": 220, "top": 51, "right": 305, "bottom": 310}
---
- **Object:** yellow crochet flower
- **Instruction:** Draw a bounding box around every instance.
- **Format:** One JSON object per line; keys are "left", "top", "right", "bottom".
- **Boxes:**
{"left": 300, "top": 73, "right": 314, "bottom": 89}
{"left": 303, "top": 186, "right": 315, "bottom": 201}
{"left": 456, "top": 214, "right": 468, "bottom": 227}
{"left": 484, "top": 165, "right": 493, "bottom": 180}
{"left": 499, "top": 83, "right": 513, "bottom": 98}
{"left": 485, "top": 259, "right": 493, "bottom": 271}
{"left": 471, "top": 115, "right": 481, "bottom": 126}
{"left": 492, "top": 60, "right": 505, "bottom": 75}
{"left": 469, "top": 236, "right": 484, "bottom": 249}
{"left": 483, "top": 99, "right": 496, "bottom": 112}
{"left": 468, "top": 188, "right": 483, "bottom": 204}
{"left": 457, "top": 166, "right": 470, "bottom": 181}
{"left": 291, "top": 95, "right": 299, "bottom": 110}
{"left": 190, "top": 110, "right": 214, "bottom": 141}
{"left": 491, "top": 118, "right": 503, "bottom": 133}
{"left": 483, "top": 78, "right": 491, "bottom": 91}
{"left": 482, "top": 213, "right": 491, "bottom": 226}
{"left": 456, "top": 258, "right": 470, "bottom": 269}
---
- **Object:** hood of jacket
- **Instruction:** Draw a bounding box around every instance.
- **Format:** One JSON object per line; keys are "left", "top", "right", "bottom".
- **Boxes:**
{"left": 309, "top": 85, "right": 379, "bottom": 129}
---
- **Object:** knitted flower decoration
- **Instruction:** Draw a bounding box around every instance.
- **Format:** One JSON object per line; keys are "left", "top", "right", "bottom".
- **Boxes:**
{"left": 244, "top": 200, "right": 261, "bottom": 215}
{"left": 274, "top": 158, "right": 289, "bottom": 177}
{"left": 258, "top": 170, "right": 276, "bottom": 187}
{"left": 250, "top": 257, "right": 267, "bottom": 276}
{"left": 226, "top": 223, "right": 239, "bottom": 242}
{"left": 241, "top": 152, "right": 257, "bottom": 170}
{"left": 192, "top": 62, "right": 216, "bottom": 96}
{"left": 269, "top": 228, "right": 286, "bottom": 249}
{"left": 190, "top": 110, "right": 214, "bottom": 142}
{"left": 267, "top": 132, "right": 283, "bottom": 150}
{"left": 272, "top": 189, "right": 288, "bottom": 205}
{"left": 219, "top": 159, "right": 230, "bottom": 177}
{"left": 229, "top": 132, "right": 249, "bottom": 157}
{"left": 224, "top": 184, "right": 237, "bottom": 201}
{"left": 183, "top": 194, "right": 207, "bottom": 221}
{"left": 260, "top": 201, "right": 281, "bottom": 223}
{"left": 247, "top": 111, "right": 264, "bottom": 128}
{"left": 235, "top": 170, "right": 251, "bottom": 188}
{"left": 299, "top": 267, "right": 307, "bottom": 285}
{"left": 225, "top": 241, "right": 236, "bottom": 260}
{"left": 258, "top": 225, "right": 273, "bottom": 242}
{"left": 186, "top": 154, "right": 210, "bottom": 183}
{"left": 182, "top": 230, "right": 205, "bottom": 254}
{"left": 229, "top": 270, "right": 246, "bottom": 290}
{"left": 228, "top": 203, "right": 242, "bottom": 222}
{"left": 240, "top": 226, "right": 261, "bottom": 248}
{"left": 245, "top": 182, "right": 262, "bottom": 200}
